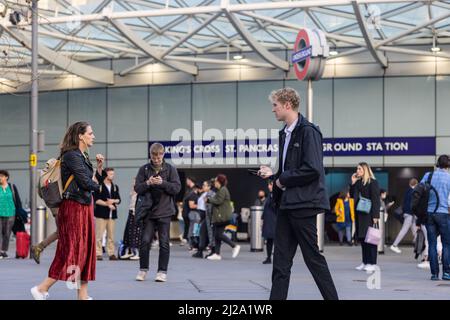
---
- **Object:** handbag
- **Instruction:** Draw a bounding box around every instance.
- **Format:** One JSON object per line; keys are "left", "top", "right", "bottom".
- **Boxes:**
{"left": 357, "top": 194, "right": 372, "bottom": 214}
{"left": 365, "top": 223, "right": 381, "bottom": 246}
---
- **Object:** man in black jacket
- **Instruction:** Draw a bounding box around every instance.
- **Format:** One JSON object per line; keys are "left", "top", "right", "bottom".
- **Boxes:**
{"left": 259, "top": 87, "right": 338, "bottom": 300}
{"left": 134, "top": 143, "right": 181, "bottom": 282}
{"left": 94, "top": 167, "right": 121, "bottom": 261}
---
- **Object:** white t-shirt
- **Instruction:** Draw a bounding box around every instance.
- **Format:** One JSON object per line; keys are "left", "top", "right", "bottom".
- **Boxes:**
{"left": 197, "top": 192, "right": 208, "bottom": 211}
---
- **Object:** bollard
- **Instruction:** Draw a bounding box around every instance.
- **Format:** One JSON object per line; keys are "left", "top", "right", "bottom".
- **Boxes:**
{"left": 34, "top": 206, "right": 46, "bottom": 245}
{"left": 250, "top": 206, "right": 264, "bottom": 252}
{"left": 378, "top": 211, "right": 386, "bottom": 254}
{"left": 317, "top": 212, "right": 325, "bottom": 253}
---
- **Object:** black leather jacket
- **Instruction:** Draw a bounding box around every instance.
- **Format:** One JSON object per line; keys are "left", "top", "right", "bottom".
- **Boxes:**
{"left": 61, "top": 149, "right": 101, "bottom": 205}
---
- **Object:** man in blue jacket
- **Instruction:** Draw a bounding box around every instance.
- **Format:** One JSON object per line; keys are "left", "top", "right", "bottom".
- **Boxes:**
{"left": 259, "top": 87, "right": 338, "bottom": 300}
{"left": 419, "top": 155, "right": 450, "bottom": 281}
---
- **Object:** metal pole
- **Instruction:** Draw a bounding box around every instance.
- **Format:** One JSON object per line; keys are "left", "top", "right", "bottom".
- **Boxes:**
{"left": 30, "top": 0, "right": 39, "bottom": 250}
{"left": 307, "top": 79, "right": 325, "bottom": 253}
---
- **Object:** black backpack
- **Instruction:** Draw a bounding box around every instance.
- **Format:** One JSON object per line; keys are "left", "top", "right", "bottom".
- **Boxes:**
{"left": 414, "top": 228, "right": 426, "bottom": 259}
{"left": 411, "top": 172, "right": 440, "bottom": 224}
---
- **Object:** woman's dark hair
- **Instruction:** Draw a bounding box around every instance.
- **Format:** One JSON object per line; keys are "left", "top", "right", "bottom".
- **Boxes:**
{"left": 203, "top": 180, "right": 212, "bottom": 187}
{"left": 216, "top": 174, "right": 228, "bottom": 187}
{"left": 338, "top": 189, "right": 348, "bottom": 200}
{"left": 0, "top": 170, "right": 9, "bottom": 179}
{"left": 60, "top": 121, "right": 90, "bottom": 156}
{"left": 380, "top": 189, "right": 387, "bottom": 195}
{"left": 436, "top": 155, "right": 450, "bottom": 169}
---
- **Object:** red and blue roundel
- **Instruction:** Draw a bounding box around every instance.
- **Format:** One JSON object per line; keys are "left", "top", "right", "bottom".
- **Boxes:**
{"left": 293, "top": 29, "right": 312, "bottom": 81}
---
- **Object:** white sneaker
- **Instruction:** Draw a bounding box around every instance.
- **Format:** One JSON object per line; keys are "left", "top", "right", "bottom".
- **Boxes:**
{"left": 390, "top": 245, "right": 402, "bottom": 254}
{"left": 120, "top": 253, "right": 133, "bottom": 259}
{"left": 180, "top": 239, "right": 187, "bottom": 246}
{"left": 130, "top": 254, "right": 140, "bottom": 261}
{"left": 30, "top": 286, "right": 49, "bottom": 300}
{"left": 155, "top": 272, "right": 167, "bottom": 282}
{"left": 136, "top": 270, "right": 147, "bottom": 281}
{"left": 206, "top": 253, "right": 222, "bottom": 261}
{"left": 355, "top": 263, "right": 366, "bottom": 271}
{"left": 417, "top": 261, "right": 430, "bottom": 269}
{"left": 232, "top": 245, "right": 241, "bottom": 258}
{"left": 364, "top": 264, "right": 377, "bottom": 272}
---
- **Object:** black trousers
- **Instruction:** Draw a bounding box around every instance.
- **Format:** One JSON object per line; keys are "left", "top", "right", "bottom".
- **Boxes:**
{"left": 198, "top": 210, "right": 208, "bottom": 251}
{"left": 360, "top": 239, "right": 377, "bottom": 265}
{"left": 139, "top": 216, "right": 171, "bottom": 272}
{"left": 182, "top": 214, "right": 190, "bottom": 240}
{"left": 270, "top": 210, "right": 339, "bottom": 300}
{"left": 213, "top": 223, "right": 236, "bottom": 255}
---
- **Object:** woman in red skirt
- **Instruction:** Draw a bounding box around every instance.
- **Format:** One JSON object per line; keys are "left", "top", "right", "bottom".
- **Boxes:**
{"left": 31, "top": 122, "right": 103, "bottom": 300}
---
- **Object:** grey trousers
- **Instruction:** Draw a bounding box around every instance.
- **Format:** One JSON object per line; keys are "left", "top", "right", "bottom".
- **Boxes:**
{"left": 0, "top": 216, "right": 15, "bottom": 252}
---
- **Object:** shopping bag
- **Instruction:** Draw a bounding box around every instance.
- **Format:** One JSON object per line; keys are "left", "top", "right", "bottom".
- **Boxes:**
{"left": 365, "top": 224, "right": 381, "bottom": 246}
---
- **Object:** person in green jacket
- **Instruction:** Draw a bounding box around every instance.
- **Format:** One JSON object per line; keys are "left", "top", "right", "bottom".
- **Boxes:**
{"left": 205, "top": 174, "right": 240, "bottom": 260}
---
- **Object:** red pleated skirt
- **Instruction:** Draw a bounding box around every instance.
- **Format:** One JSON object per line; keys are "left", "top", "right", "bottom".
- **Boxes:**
{"left": 48, "top": 199, "right": 96, "bottom": 282}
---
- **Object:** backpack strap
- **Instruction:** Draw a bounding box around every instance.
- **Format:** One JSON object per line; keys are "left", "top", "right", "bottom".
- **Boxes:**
{"left": 9, "top": 183, "right": 17, "bottom": 206}
{"left": 63, "top": 175, "right": 74, "bottom": 193}
{"left": 427, "top": 172, "right": 440, "bottom": 214}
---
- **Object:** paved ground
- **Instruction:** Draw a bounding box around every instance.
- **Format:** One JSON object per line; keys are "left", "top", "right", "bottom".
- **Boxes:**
{"left": 1, "top": 240, "right": 449, "bottom": 300}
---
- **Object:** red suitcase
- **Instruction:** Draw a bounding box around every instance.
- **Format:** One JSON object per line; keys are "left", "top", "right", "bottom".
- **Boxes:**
{"left": 16, "top": 231, "right": 30, "bottom": 259}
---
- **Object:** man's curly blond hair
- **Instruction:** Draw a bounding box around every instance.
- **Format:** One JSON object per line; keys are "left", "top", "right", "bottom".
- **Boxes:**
{"left": 268, "top": 87, "right": 300, "bottom": 111}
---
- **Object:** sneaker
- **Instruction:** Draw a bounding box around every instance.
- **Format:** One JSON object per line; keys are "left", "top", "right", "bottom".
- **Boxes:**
{"left": 442, "top": 273, "right": 450, "bottom": 281}
{"left": 120, "top": 252, "right": 133, "bottom": 260}
{"left": 355, "top": 263, "right": 366, "bottom": 271}
{"left": 417, "top": 261, "right": 430, "bottom": 269}
{"left": 96, "top": 255, "right": 103, "bottom": 261}
{"left": 30, "top": 286, "right": 49, "bottom": 300}
{"left": 364, "top": 264, "right": 377, "bottom": 272}
{"left": 206, "top": 253, "right": 222, "bottom": 261}
{"left": 192, "top": 251, "right": 203, "bottom": 258}
{"left": 231, "top": 245, "right": 241, "bottom": 258}
{"left": 30, "top": 246, "right": 43, "bottom": 264}
{"left": 129, "top": 254, "right": 140, "bottom": 261}
{"left": 136, "top": 270, "right": 147, "bottom": 281}
{"left": 109, "top": 255, "right": 118, "bottom": 261}
{"left": 180, "top": 239, "right": 187, "bottom": 246}
{"left": 262, "top": 258, "right": 272, "bottom": 264}
{"left": 390, "top": 245, "right": 402, "bottom": 254}
{"left": 155, "top": 272, "right": 167, "bottom": 282}
{"left": 1, "top": 252, "right": 8, "bottom": 259}
{"left": 430, "top": 274, "right": 439, "bottom": 281}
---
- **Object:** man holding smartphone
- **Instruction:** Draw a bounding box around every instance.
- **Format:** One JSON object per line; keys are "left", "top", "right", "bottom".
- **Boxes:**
{"left": 258, "top": 87, "right": 338, "bottom": 300}
{"left": 134, "top": 143, "right": 181, "bottom": 282}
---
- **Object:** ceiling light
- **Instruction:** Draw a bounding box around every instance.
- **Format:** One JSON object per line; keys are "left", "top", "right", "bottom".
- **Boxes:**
{"left": 430, "top": 46, "right": 441, "bottom": 53}
{"left": 233, "top": 54, "right": 244, "bottom": 60}
{"left": 329, "top": 50, "right": 339, "bottom": 56}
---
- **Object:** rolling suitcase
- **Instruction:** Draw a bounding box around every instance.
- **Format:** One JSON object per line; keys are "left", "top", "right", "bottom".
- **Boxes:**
{"left": 16, "top": 231, "right": 30, "bottom": 259}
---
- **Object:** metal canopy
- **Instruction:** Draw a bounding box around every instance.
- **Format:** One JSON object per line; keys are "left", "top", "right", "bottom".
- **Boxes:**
{"left": 0, "top": 0, "right": 450, "bottom": 85}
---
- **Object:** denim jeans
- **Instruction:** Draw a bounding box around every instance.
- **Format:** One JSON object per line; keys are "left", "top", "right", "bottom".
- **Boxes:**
{"left": 426, "top": 214, "right": 450, "bottom": 277}
{"left": 139, "top": 216, "right": 171, "bottom": 272}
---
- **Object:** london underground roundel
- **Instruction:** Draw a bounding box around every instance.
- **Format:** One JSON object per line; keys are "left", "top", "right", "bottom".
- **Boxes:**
{"left": 292, "top": 28, "right": 329, "bottom": 81}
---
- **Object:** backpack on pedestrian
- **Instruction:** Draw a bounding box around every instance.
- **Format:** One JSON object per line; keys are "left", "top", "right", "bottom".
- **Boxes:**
{"left": 411, "top": 172, "right": 439, "bottom": 224}
{"left": 414, "top": 228, "right": 426, "bottom": 260}
{"left": 37, "top": 158, "right": 74, "bottom": 215}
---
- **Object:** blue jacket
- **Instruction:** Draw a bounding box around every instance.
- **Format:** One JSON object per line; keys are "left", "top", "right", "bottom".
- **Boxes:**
{"left": 421, "top": 169, "right": 450, "bottom": 214}
{"left": 402, "top": 187, "right": 414, "bottom": 215}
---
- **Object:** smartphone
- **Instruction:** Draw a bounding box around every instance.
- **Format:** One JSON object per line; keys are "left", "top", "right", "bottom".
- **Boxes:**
{"left": 247, "top": 169, "right": 259, "bottom": 176}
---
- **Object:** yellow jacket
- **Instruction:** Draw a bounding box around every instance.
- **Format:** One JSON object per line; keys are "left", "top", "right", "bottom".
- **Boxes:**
{"left": 335, "top": 198, "right": 355, "bottom": 223}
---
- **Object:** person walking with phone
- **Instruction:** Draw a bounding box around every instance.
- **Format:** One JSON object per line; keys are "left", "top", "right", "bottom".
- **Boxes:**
{"left": 350, "top": 162, "right": 381, "bottom": 273}
{"left": 258, "top": 87, "right": 338, "bottom": 300}
{"left": 134, "top": 143, "right": 181, "bottom": 282}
